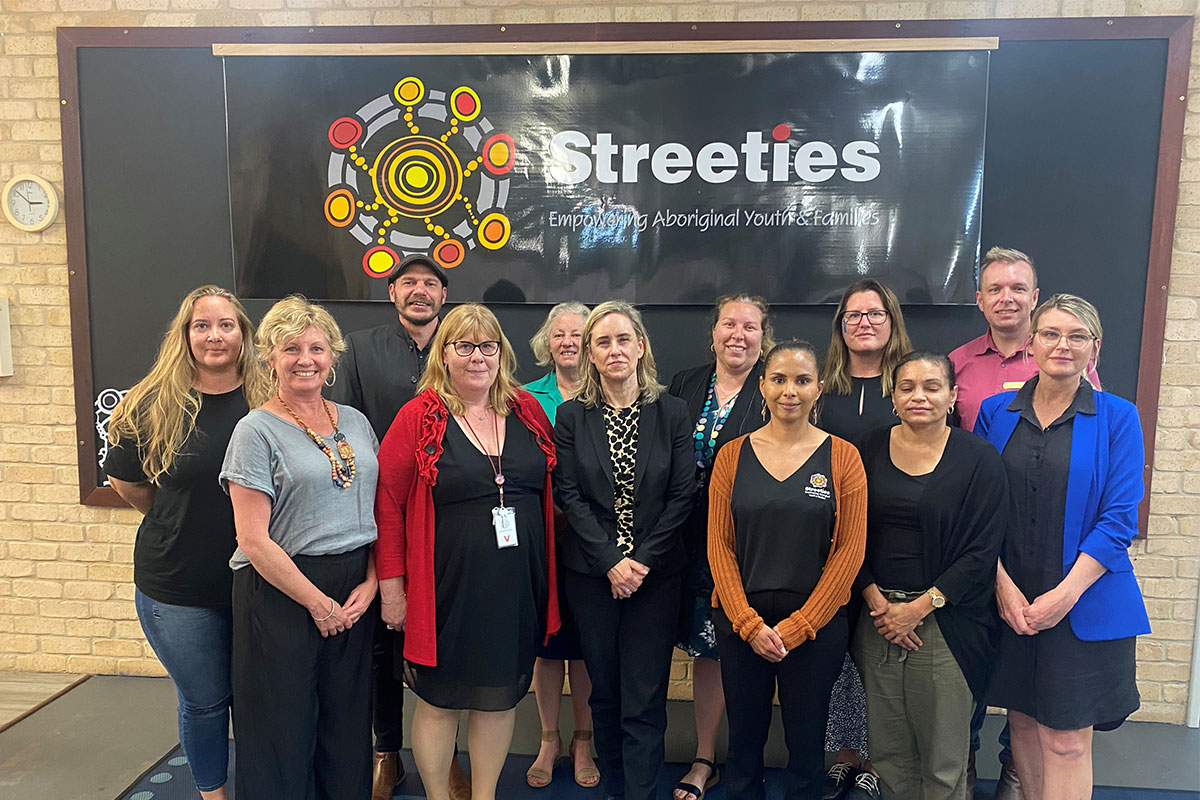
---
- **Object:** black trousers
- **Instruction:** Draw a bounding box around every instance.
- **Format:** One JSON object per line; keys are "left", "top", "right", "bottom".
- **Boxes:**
{"left": 373, "top": 616, "right": 405, "bottom": 751}
{"left": 716, "top": 597, "right": 848, "bottom": 800}
{"left": 566, "top": 568, "right": 681, "bottom": 800}
{"left": 232, "top": 547, "right": 374, "bottom": 800}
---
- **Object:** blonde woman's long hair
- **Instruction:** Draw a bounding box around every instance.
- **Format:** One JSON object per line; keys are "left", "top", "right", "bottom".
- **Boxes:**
{"left": 418, "top": 303, "right": 521, "bottom": 417}
{"left": 820, "top": 279, "right": 913, "bottom": 397}
{"left": 108, "top": 286, "right": 270, "bottom": 484}
{"left": 575, "top": 301, "right": 665, "bottom": 408}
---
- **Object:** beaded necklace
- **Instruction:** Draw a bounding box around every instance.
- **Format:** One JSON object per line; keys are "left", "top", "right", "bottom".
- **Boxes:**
{"left": 277, "top": 394, "right": 356, "bottom": 489}
{"left": 694, "top": 371, "right": 739, "bottom": 466}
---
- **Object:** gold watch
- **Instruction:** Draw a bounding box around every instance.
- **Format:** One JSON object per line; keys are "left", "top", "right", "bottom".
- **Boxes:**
{"left": 926, "top": 588, "right": 946, "bottom": 609}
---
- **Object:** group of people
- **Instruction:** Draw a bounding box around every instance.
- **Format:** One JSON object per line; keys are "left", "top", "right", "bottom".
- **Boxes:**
{"left": 104, "top": 246, "right": 1149, "bottom": 800}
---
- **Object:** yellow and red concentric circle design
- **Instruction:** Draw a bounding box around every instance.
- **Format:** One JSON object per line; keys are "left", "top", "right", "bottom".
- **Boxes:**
{"left": 362, "top": 245, "right": 399, "bottom": 278}
{"left": 324, "top": 188, "right": 356, "bottom": 228}
{"left": 326, "top": 75, "right": 515, "bottom": 279}
{"left": 478, "top": 212, "right": 511, "bottom": 250}
{"left": 373, "top": 136, "right": 463, "bottom": 219}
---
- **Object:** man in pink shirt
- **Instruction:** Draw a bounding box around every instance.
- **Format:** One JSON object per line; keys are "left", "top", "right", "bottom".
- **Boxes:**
{"left": 950, "top": 247, "right": 1099, "bottom": 433}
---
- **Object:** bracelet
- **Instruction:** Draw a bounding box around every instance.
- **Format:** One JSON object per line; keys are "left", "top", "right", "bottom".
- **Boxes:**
{"left": 380, "top": 593, "right": 406, "bottom": 605}
{"left": 314, "top": 598, "right": 335, "bottom": 622}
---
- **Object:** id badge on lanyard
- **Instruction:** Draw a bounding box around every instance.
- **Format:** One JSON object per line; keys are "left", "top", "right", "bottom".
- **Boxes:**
{"left": 493, "top": 506, "right": 518, "bottom": 548}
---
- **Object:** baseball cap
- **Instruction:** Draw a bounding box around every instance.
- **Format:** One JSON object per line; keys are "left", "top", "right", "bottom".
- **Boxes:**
{"left": 387, "top": 254, "right": 449, "bottom": 288}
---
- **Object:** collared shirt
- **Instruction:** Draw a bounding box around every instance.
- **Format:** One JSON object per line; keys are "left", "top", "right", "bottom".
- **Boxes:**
{"left": 950, "top": 329, "right": 1101, "bottom": 433}
{"left": 524, "top": 371, "right": 566, "bottom": 425}
{"left": 327, "top": 319, "right": 432, "bottom": 440}
{"left": 999, "top": 377, "right": 1096, "bottom": 597}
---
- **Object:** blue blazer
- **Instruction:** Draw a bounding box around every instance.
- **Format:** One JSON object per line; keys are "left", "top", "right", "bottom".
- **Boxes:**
{"left": 976, "top": 388, "right": 1151, "bottom": 642}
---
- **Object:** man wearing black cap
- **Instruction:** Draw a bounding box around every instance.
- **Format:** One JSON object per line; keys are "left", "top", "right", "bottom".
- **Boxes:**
{"left": 329, "top": 253, "right": 469, "bottom": 800}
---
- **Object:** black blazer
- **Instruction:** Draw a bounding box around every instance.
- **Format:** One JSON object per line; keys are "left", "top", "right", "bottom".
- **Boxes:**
{"left": 668, "top": 362, "right": 766, "bottom": 548}
{"left": 553, "top": 393, "right": 695, "bottom": 578}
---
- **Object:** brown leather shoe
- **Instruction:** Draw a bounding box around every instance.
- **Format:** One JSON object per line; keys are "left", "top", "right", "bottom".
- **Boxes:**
{"left": 372, "top": 751, "right": 404, "bottom": 800}
{"left": 449, "top": 756, "right": 472, "bottom": 800}
{"left": 992, "top": 760, "right": 1024, "bottom": 800}
{"left": 966, "top": 750, "right": 977, "bottom": 799}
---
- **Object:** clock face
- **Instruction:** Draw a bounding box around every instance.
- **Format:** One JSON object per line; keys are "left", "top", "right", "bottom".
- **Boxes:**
{"left": 8, "top": 179, "right": 51, "bottom": 227}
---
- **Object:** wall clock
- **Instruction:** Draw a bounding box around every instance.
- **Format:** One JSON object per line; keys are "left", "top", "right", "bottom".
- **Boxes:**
{"left": 3, "top": 174, "right": 59, "bottom": 232}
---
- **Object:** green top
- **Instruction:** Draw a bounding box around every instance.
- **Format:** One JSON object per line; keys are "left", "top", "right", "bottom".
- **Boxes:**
{"left": 524, "top": 371, "right": 565, "bottom": 425}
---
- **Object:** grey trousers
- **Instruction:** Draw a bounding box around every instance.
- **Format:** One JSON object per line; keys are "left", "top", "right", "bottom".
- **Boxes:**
{"left": 853, "top": 608, "right": 974, "bottom": 800}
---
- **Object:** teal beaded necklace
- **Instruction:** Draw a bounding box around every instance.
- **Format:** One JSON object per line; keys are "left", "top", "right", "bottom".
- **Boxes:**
{"left": 694, "top": 371, "right": 739, "bottom": 465}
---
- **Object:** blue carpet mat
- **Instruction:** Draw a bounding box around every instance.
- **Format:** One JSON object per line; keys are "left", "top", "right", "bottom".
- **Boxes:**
{"left": 117, "top": 745, "right": 1200, "bottom": 799}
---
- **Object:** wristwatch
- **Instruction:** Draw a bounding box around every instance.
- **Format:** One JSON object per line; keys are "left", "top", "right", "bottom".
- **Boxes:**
{"left": 926, "top": 588, "right": 946, "bottom": 609}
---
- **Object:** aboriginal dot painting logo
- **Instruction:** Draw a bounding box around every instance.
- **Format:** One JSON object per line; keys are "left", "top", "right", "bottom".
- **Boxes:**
{"left": 809, "top": 473, "right": 828, "bottom": 490}
{"left": 324, "top": 76, "right": 516, "bottom": 279}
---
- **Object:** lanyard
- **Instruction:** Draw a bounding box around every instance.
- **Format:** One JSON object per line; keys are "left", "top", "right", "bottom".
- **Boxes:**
{"left": 461, "top": 410, "right": 506, "bottom": 507}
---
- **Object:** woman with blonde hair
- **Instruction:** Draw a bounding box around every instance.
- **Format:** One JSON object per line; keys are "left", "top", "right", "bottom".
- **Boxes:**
{"left": 523, "top": 301, "right": 601, "bottom": 790}
{"left": 375, "top": 303, "right": 560, "bottom": 800}
{"left": 978, "top": 295, "right": 1148, "bottom": 800}
{"left": 221, "top": 295, "right": 381, "bottom": 800}
{"left": 554, "top": 300, "right": 695, "bottom": 800}
{"left": 105, "top": 285, "right": 268, "bottom": 800}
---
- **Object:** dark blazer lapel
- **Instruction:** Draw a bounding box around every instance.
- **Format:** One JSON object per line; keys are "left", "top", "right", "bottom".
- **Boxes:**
{"left": 720, "top": 362, "right": 764, "bottom": 445}
{"left": 585, "top": 405, "right": 615, "bottom": 488}
{"left": 634, "top": 400, "right": 659, "bottom": 494}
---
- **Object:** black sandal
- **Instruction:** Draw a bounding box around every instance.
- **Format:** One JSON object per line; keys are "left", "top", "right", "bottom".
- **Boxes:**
{"left": 674, "top": 757, "right": 721, "bottom": 800}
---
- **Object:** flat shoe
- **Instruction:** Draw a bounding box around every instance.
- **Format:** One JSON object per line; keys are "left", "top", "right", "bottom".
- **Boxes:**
{"left": 674, "top": 757, "right": 719, "bottom": 800}
{"left": 571, "top": 729, "right": 601, "bottom": 788}
{"left": 526, "top": 730, "right": 565, "bottom": 789}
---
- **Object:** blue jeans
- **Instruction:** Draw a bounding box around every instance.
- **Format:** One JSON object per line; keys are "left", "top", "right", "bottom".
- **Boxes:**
{"left": 136, "top": 588, "right": 233, "bottom": 792}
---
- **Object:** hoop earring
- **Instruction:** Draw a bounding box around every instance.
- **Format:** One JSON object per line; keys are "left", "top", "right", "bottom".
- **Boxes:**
{"left": 269, "top": 366, "right": 277, "bottom": 383}
{"left": 947, "top": 404, "right": 955, "bottom": 415}
{"left": 891, "top": 406, "right": 899, "bottom": 417}
{"left": 325, "top": 366, "right": 336, "bottom": 387}
{"left": 760, "top": 397, "right": 767, "bottom": 421}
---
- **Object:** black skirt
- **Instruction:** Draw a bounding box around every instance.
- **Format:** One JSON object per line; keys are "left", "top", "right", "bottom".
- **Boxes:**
{"left": 986, "top": 618, "right": 1138, "bottom": 731}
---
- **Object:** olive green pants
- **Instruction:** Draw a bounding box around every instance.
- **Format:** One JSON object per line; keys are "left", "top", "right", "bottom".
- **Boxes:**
{"left": 853, "top": 608, "right": 974, "bottom": 800}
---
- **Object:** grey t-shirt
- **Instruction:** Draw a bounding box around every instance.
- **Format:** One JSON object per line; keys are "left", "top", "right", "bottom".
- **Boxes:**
{"left": 220, "top": 405, "right": 379, "bottom": 570}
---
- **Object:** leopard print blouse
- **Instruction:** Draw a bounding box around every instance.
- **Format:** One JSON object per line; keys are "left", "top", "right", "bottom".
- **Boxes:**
{"left": 603, "top": 402, "right": 640, "bottom": 557}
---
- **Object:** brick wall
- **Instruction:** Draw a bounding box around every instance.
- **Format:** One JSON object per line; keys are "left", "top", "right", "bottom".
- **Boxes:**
{"left": 0, "top": 0, "right": 1197, "bottom": 724}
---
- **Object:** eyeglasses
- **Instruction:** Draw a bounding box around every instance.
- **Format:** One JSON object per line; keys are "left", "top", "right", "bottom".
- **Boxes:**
{"left": 448, "top": 340, "right": 500, "bottom": 357}
{"left": 842, "top": 309, "right": 889, "bottom": 326}
{"left": 1034, "top": 330, "right": 1096, "bottom": 349}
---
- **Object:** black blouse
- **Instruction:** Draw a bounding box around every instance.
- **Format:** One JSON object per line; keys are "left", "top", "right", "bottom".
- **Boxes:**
{"left": 819, "top": 375, "right": 896, "bottom": 442}
{"left": 730, "top": 437, "right": 836, "bottom": 600}
{"left": 999, "top": 377, "right": 1094, "bottom": 598}
{"left": 854, "top": 426, "right": 1010, "bottom": 696}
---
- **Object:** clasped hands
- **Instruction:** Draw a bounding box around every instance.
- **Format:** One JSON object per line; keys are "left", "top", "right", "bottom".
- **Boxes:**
{"left": 864, "top": 585, "right": 924, "bottom": 651}
{"left": 608, "top": 557, "right": 649, "bottom": 600}
{"left": 310, "top": 575, "right": 379, "bottom": 638}
{"left": 996, "top": 567, "right": 1073, "bottom": 636}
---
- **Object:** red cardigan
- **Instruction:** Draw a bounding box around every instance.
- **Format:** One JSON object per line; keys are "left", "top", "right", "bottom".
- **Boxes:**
{"left": 374, "top": 387, "right": 560, "bottom": 667}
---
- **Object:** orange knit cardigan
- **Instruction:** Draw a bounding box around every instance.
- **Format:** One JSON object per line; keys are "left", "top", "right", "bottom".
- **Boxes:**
{"left": 708, "top": 433, "right": 867, "bottom": 649}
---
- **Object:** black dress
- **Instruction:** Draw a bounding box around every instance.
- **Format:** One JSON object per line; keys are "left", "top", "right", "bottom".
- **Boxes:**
{"left": 985, "top": 380, "right": 1139, "bottom": 730}
{"left": 404, "top": 415, "right": 549, "bottom": 711}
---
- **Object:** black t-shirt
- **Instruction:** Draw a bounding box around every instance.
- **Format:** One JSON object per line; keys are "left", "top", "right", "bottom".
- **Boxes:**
{"left": 730, "top": 436, "right": 836, "bottom": 601}
{"left": 864, "top": 445, "right": 929, "bottom": 593}
{"left": 104, "top": 386, "right": 249, "bottom": 608}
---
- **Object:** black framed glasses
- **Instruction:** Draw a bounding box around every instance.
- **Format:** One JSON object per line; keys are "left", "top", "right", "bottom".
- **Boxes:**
{"left": 1034, "top": 330, "right": 1096, "bottom": 349}
{"left": 448, "top": 340, "right": 500, "bottom": 357}
{"left": 842, "top": 309, "right": 889, "bottom": 326}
